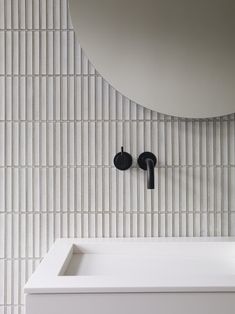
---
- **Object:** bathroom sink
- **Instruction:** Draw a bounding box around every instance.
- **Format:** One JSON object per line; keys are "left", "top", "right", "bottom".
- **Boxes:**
{"left": 25, "top": 238, "right": 235, "bottom": 314}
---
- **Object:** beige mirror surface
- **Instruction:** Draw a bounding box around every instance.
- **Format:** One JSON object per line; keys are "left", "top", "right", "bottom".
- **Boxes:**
{"left": 69, "top": 0, "right": 235, "bottom": 118}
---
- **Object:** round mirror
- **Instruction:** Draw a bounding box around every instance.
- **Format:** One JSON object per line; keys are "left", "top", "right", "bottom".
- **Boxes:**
{"left": 69, "top": 0, "right": 235, "bottom": 118}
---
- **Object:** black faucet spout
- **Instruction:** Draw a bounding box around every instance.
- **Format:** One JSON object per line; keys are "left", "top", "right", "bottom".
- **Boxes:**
{"left": 146, "top": 158, "right": 155, "bottom": 189}
{"left": 137, "top": 152, "right": 157, "bottom": 190}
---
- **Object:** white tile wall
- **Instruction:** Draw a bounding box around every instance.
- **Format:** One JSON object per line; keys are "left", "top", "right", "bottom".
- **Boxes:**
{"left": 0, "top": 0, "right": 235, "bottom": 313}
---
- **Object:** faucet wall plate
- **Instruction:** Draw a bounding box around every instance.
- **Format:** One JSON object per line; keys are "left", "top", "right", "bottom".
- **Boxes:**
{"left": 113, "top": 146, "right": 132, "bottom": 170}
{"left": 137, "top": 152, "right": 157, "bottom": 170}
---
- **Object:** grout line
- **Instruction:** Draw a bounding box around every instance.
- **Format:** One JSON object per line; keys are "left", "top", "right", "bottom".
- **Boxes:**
{"left": 164, "top": 114, "right": 167, "bottom": 236}
{"left": 25, "top": 0, "right": 29, "bottom": 303}
{"left": 227, "top": 117, "right": 231, "bottom": 236}
{"left": 178, "top": 120, "right": 182, "bottom": 237}
{"left": 10, "top": 1, "right": 14, "bottom": 312}
{"left": 31, "top": 0, "right": 36, "bottom": 282}
{"left": 66, "top": 2, "right": 70, "bottom": 239}
{"left": 73, "top": 28, "right": 77, "bottom": 238}
{"left": 0, "top": 74, "right": 101, "bottom": 77}
{"left": 0, "top": 304, "right": 25, "bottom": 307}
{"left": 220, "top": 117, "right": 224, "bottom": 236}
{"left": 122, "top": 95, "right": 126, "bottom": 237}
{"left": 171, "top": 116, "right": 175, "bottom": 236}
{"left": 52, "top": 0, "right": 56, "bottom": 243}
{"left": 18, "top": 1, "right": 23, "bottom": 310}
{"left": 0, "top": 257, "right": 41, "bottom": 260}
{"left": 80, "top": 47, "right": 84, "bottom": 237}
{"left": 192, "top": 120, "right": 195, "bottom": 236}
{"left": 129, "top": 100, "right": 133, "bottom": 237}
{"left": 3, "top": 1, "right": 7, "bottom": 313}
{"left": 0, "top": 28, "right": 76, "bottom": 31}
{"left": 157, "top": 112, "right": 161, "bottom": 237}
{"left": 213, "top": 119, "right": 217, "bottom": 236}
{"left": 94, "top": 70, "right": 98, "bottom": 237}
{"left": 87, "top": 57, "right": 91, "bottom": 237}
{"left": 185, "top": 120, "right": 189, "bottom": 236}
{"left": 0, "top": 165, "right": 235, "bottom": 169}
{"left": 107, "top": 85, "right": 110, "bottom": 237}
{"left": 115, "top": 88, "right": 119, "bottom": 237}
{"left": 38, "top": 0, "right": 42, "bottom": 266}
{"left": 59, "top": 0, "right": 63, "bottom": 239}
{"left": 46, "top": 0, "right": 50, "bottom": 250}
{"left": 143, "top": 109, "right": 147, "bottom": 237}
{"left": 1, "top": 209, "right": 235, "bottom": 215}
{"left": 136, "top": 104, "right": 140, "bottom": 237}
{"left": 206, "top": 119, "right": 210, "bottom": 236}
{"left": 199, "top": 120, "right": 203, "bottom": 236}
{"left": 0, "top": 118, "right": 235, "bottom": 122}
{"left": 107, "top": 84, "right": 111, "bottom": 237}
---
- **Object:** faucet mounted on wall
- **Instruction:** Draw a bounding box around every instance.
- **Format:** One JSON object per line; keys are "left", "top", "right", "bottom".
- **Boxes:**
{"left": 138, "top": 152, "right": 157, "bottom": 189}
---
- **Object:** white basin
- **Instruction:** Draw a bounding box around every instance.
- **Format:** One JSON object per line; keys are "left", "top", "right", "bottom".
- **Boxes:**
{"left": 25, "top": 238, "right": 235, "bottom": 314}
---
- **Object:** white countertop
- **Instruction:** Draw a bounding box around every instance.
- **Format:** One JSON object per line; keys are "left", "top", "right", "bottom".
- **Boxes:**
{"left": 25, "top": 238, "right": 235, "bottom": 294}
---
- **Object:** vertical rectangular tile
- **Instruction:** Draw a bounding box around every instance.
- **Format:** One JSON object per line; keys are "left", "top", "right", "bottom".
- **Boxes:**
{"left": 0, "top": 1, "right": 234, "bottom": 314}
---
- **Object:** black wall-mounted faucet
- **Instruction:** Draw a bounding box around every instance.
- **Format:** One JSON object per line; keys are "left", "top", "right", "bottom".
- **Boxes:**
{"left": 138, "top": 152, "right": 157, "bottom": 189}
{"left": 113, "top": 146, "right": 132, "bottom": 170}
{"left": 113, "top": 148, "right": 157, "bottom": 189}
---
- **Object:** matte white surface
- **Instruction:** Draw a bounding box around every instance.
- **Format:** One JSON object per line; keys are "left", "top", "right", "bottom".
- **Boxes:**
{"left": 25, "top": 238, "right": 235, "bottom": 294}
{"left": 25, "top": 293, "right": 235, "bottom": 314}
{"left": 64, "top": 251, "right": 235, "bottom": 277}
{"left": 69, "top": 0, "right": 235, "bottom": 118}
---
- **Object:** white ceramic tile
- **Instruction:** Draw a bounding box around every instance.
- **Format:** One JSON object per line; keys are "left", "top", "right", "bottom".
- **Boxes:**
{"left": 0, "top": 0, "right": 4, "bottom": 29}
{"left": 0, "top": 32, "right": 5, "bottom": 74}
{"left": 0, "top": 0, "right": 235, "bottom": 313}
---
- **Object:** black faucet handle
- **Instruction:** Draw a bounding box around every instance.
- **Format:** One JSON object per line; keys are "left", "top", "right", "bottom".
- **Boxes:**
{"left": 113, "top": 146, "right": 132, "bottom": 170}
